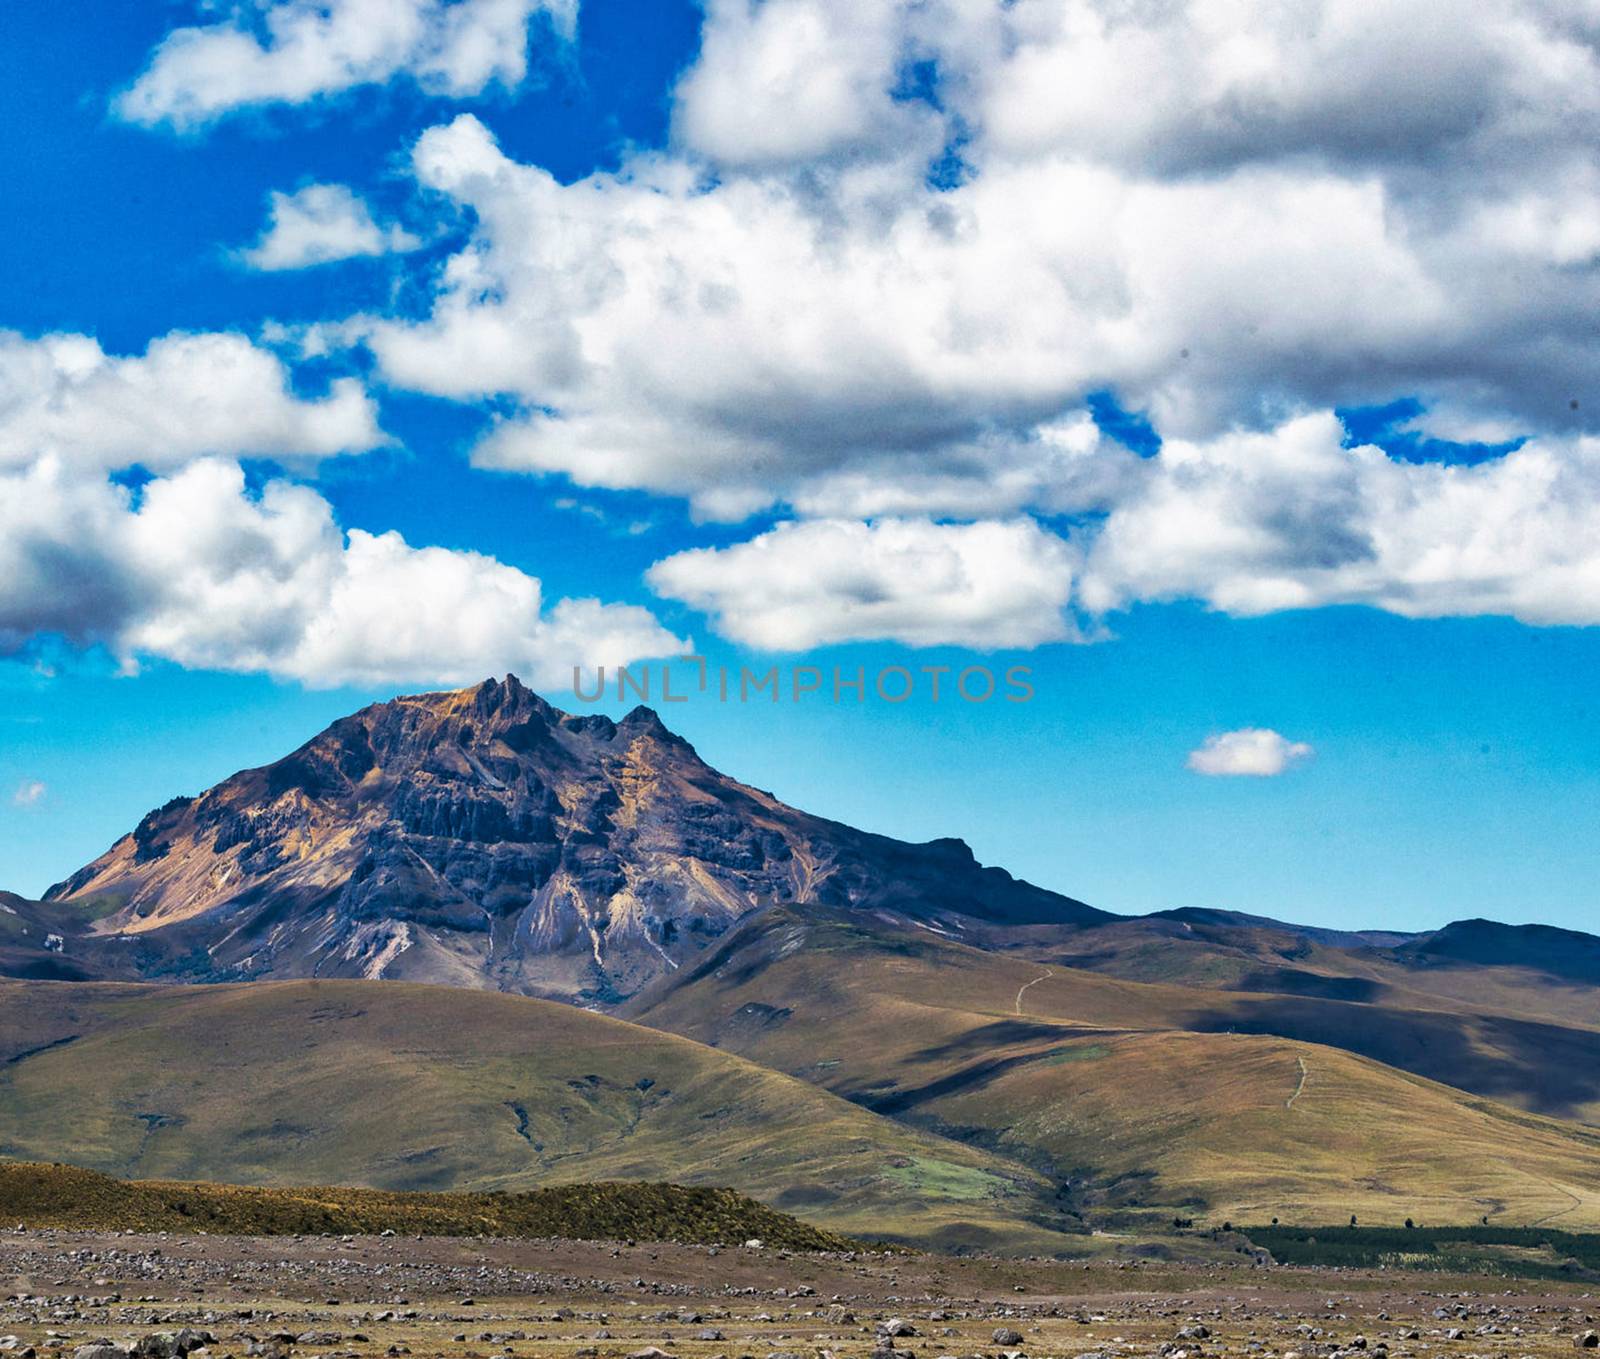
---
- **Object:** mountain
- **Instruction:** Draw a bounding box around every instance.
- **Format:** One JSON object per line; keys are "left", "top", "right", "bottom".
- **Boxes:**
{"left": 41, "top": 675, "right": 1105, "bottom": 1004}
{"left": 0, "top": 976, "right": 1068, "bottom": 1252}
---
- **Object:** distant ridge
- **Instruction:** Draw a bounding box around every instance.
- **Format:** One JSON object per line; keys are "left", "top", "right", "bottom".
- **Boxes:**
{"left": 1396, "top": 917, "right": 1600, "bottom": 985}
{"left": 1149, "top": 906, "right": 1418, "bottom": 950}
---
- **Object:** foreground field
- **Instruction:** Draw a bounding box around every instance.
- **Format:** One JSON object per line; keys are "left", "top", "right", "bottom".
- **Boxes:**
{"left": 1, "top": 1225, "right": 1598, "bottom": 1359}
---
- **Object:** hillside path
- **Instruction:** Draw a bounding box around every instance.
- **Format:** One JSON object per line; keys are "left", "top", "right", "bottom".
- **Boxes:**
{"left": 1529, "top": 1181, "right": 1583, "bottom": 1225}
{"left": 1016, "top": 968, "right": 1052, "bottom": 1015}
{"left": 1286, "top": 1055, "right": 1309, "bottom": 1110}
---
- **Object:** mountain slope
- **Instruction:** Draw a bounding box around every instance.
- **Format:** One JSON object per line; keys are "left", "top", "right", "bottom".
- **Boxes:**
{"left": 625, "top": 906, "right": 1600, "bottom": 1226}
{"left": 0, "top": 977, "right": 1069, "bottom": 1251}
{"left": 43, "top": 676, "right": 1104, "bottom": 1004}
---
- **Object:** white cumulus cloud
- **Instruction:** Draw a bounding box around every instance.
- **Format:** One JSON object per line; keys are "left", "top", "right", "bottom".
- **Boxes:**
{"left": 1, "top": 457, "right": 684, "bottom": 689}
{"left": 352, "top": 35, "right": 1600, "bottom": 526}
{"left": 1187, "top": 729, "right": 1315, "bottom": 778}
{"left": 103, "top": 0, "right": 1600, "bottom": 658}
{"left": 0, "top": 331, "right": 681, "bottom": 688}
{"left": 0, "top": 330, "right": 382, "bottom": 474}
{"left": 116, "top": 0, "right": 578, "bottom": 130}
{"left": 673, "top": 0, "right": 943, "bottom": 169}
{"left": 646, "top": 517, "right": 1076, "bottom": 650}
{"left": 11, "top": 781, "right": 47, "bottom": 808}
{"left": 1079, "top": 413, "right": 1600, "bottom": 626}
{"left": 240, "top": 184, "right": 420, "bottom": 271}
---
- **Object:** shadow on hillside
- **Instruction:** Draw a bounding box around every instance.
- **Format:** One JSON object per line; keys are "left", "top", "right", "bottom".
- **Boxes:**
{"left": 1191, "top": 998, "right": 1600, "bottom": 1121}
{"left": 859, "top": 1020, "right": 1118, "bottom": 1115}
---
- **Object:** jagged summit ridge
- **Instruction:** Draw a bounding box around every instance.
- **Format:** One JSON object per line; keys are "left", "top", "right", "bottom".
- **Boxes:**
{"left": 44, "top": 675, "right": 1104, "bottom": 1004}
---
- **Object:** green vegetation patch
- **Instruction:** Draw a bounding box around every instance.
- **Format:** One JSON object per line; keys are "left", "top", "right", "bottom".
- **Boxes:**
{"left": 880, "top": 1156, "right": 1015, "bottom": 1202}
{"left": 0, "top": 1160, "right": 858, "bottom": 1250}
{"left": 1045, "top": 1043, "right": 1111, "bottom": 1064}
{"left": 1242, "top": 1223, "right": 1600, "bottom": 1280}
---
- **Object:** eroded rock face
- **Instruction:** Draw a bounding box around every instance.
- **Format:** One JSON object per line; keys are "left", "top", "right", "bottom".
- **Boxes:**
{"left": 41, "top": 675, "right": 1103, "bottom": 1005}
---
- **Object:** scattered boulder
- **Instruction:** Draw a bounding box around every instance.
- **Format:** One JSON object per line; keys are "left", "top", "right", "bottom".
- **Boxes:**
{"left": 1575, "top": 1333, "right": 1599, "bottom": 1350}
{"left": 993, "top": 1329, "right": 1024, "bottom": 1346}
{"left": 132, "top": 1331, "right": 214, "bottom": 1359}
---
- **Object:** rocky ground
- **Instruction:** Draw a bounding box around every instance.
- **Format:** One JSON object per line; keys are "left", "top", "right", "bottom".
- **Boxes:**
{"left": 1, "top": 1230, "right": 1596, "bottom": 1359}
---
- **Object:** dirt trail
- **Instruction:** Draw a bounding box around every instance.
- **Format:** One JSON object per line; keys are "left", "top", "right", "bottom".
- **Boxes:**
{"left": 1286, "top": 1054, "right": 1309, "bottom": 1110}
{"left": 1015, "top": 967, "right": 1052, "bottom": 1014}
{"left": 1529, "top": 1179, "right": 1584, "bottom": 1225}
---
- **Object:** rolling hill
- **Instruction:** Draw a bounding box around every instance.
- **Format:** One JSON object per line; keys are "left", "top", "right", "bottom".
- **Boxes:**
{"left": 625, "top": 906, "right": 1600, "bottom": 1227}
{"left": 0, "top": 976, "right": 1069, "bottom": 1252}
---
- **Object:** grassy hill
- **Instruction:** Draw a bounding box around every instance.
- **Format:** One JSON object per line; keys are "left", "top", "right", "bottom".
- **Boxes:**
{"left": 626, "top": 907, "right": 1600, "bottom": 1228}
{"left": 0, "top": 977, "right": 1076, "bottom": 1252}
{"left": 923, "top": 1029, "right": 1600, "bottom": 1228}
{"left": 0, "top": 1159, "right": 856, "bottom": 1247}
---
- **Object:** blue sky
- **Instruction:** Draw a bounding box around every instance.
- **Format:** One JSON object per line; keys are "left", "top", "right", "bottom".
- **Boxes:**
{"left": 3, "top": 0, "right": 1599, "bottom": 933}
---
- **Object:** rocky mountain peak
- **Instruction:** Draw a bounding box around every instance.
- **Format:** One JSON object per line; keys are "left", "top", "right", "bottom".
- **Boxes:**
{"left": 41, "top": 677, "right": 1104, "bottom": 1006}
